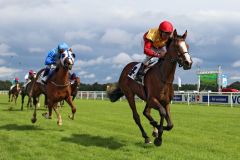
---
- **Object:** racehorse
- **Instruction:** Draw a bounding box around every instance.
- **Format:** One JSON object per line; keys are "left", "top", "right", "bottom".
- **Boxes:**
{"left": 21, "top": 79, "right": 45, "bottom": 110}
{"left": 71, "top": 76, "right": 80, "bottom": 101}
{"left": 8, "top": 83, "right": 21, "bottom": 105}
{"left": 107, "top": 29, "right": 192, "bottom": 146}
{"left": 30, "top": 50, "right": 76, "bottom": 125}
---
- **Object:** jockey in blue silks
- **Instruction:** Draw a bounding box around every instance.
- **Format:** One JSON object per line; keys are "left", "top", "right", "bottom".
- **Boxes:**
{"left": 42, "top": 42, "right": 69, "bottom": 83}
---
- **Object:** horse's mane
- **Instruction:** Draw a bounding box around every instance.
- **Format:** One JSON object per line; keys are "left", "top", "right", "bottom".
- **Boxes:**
{"left": 166, "top": 37, "right": 173, "bottom": 49}
{"left": 166, "top": 35, "right": 185, "bottom": 49}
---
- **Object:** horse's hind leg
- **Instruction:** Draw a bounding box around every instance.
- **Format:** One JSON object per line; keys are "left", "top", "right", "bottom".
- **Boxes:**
{"left": 125, "top": 94, "right": 151, "bottom": 144}
{"left": 65, "top": 96, "right": 76, "bottom": 120}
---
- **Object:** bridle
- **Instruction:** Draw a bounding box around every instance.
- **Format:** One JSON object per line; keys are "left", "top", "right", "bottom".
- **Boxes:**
{"left": 170, "top": 38, "right": 189, "bottom": 68}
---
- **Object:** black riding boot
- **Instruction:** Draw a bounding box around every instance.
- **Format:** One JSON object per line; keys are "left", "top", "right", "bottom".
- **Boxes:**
{"left": 135, "top": 63, "right": 145, "bottom": 81}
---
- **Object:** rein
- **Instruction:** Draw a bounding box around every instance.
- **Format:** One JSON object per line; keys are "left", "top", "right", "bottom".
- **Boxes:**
{"left": 50, "top": 81, "right": 70, "bottom": 87}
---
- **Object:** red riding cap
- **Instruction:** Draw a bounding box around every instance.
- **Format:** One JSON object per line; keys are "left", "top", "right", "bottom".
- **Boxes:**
{"left": 159, "top": 21, "right": 173, "bottom": 33}
{"left": 29, "top": 70, "right": 33, "bottom": 75}
{"left": 15, "top": 77, "right": 19, "bottom": 81}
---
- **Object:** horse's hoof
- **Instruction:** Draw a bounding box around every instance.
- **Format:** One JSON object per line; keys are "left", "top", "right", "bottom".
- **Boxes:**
{"left": 154, "top": 138, "right": 162, "bottom": 147}
{"left": 42, "top": 112, "right": 51, "bottom": 119}
{"left": 152, "top": 131, "right": 158, "bottom": 138}
{"left": 31, "top": 118, "right": 37, "bottom": 123}
{"left": 57, "top": 121, "right": 62, "bottom": 126}
{"left": 145, "top": 138, "right": 152, "bottom": 144}
{"left": 68, "top": 115, "right": 74, "bottom": 120}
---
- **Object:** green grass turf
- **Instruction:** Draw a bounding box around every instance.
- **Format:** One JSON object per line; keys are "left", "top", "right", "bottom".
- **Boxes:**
{"left": 0, "top": 94, "right": 239, "bottom": 160}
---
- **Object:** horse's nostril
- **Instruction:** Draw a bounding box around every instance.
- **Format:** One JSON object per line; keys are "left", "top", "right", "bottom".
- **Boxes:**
{"left": 185, "top": 61, "right": 190, "bottom": 66}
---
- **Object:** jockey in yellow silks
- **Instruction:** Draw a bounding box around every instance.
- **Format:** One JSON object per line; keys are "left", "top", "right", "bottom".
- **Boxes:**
{"left": 135, "top": 21, "right": 174, "bottom": 81}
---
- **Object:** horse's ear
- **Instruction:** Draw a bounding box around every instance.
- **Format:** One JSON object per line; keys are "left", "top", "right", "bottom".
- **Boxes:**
{"left": 182, "top": 30, "right": 187, "bottom": 39}
{"left": 173, "top": 29, "right": 177, "bottom": 38}
{"left": 72, "top": 53, "right": 76, "bottom": 58}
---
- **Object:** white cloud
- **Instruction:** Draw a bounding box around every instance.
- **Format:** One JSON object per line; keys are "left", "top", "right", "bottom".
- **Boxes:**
{"left": 191, "top": 10, "right": 240, "bottom": 23}
{"left": 232, "top": 60, "right": 240, "bottom": 67}
{"left": 112, "top": 52, "right": 133, "bottom": 66}
{"left": 101, "top": 29, "right": 133, "bottom": 45}
{"left": 65, "top": 31, "right": 98, "bottom": 41}
{"left": 28, "top": 47, "right": 45, "bottom": 53}
{"left": 77, "top": 71, "right": 95, "bottom": 79}
{"left": 105, "top": 76, "right": 112, "bottom": 81}
{"left": 192, "top": 57, "right": 203, "bottom": 66}
{"left": 131, "top": 53, "right": 144, "bottom": 62}
{"left": 75, "top": 52, "right": 144, "bottom": 70}
{"left": 78, "top": 71, "right": 88, "bottom": 76}
{"left": 71, "top": 44, "right": 93, "bottom": 52}
{"left": 83, "top": 73, "right": 95, "bottom": 79}
{"left": 188, "top": 33, "right": 219, "bottom": 46}
{"left": 0, "top": 43, "right": 17, "bottom": 56}
{"left": 229, "top": 76, "right": 240, "bottom": 80}
{"left": 0, "top": 66, "right": 21, "bottom": 78}
{"left": 75, "top": 56, "right": 109, "bottom": 69}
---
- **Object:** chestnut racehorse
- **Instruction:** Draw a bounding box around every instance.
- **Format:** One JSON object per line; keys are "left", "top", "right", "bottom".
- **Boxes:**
{"left": 30, "top": 50, "right": 76, "bottom": 125}
{"left": 107, "top": 30, "right": 192, "bottom": 146}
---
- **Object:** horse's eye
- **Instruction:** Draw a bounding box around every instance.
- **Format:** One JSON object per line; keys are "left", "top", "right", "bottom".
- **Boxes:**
{"left": 61, "top": 53, "right": 66, "bottom": 58}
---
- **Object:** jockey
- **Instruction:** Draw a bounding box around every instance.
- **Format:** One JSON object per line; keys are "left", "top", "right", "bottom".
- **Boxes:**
{"left": 70, "top": 73, "right": 77, "bottom": 84}
{"left": 10, "top": 77, "right": 19, "bottom": 90}
{"left": 42, "top": 42, "right": 69, "bottom": 83}
{"left": 135, "top": 20, "right": 174, "bottom": 81}
{"left": 23, "top": 70, "right": 36, "bottom": 88}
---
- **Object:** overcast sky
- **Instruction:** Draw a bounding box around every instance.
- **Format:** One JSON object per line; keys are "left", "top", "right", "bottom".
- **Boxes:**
{"left": 0, "top": 0, "right": 240, "bottom": 84}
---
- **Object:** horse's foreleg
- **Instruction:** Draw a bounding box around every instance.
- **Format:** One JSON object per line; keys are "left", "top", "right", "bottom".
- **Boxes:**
{"left": 27, "top": 97, "right": 30, "bottom": 108}
{"left": 53, "top": 103, "right": 62, "bottom": 126}
{"left": 15, "top": 94, "right": 18, "bottom": 105}
{"left": 11, "top": 94, "right": 14, "bottom": 102}
{"left": 148, "top": 97, "right": 166, "bottom": 146}
{"left": 42, "top": 98, "right": 52, "bottom": 119}
{"left": 65, "top": 96, "right": 76, "bottom": 120}
{"left": 163, "top": 104, "right": 173, "bottom": 131}
{"left": 29, "top": 97, "right": 33, "bottom": 108}
{"left": 8, "top": 93, "right": 10, "bottom": 102}
{"left": 125, "top": 94, "right": 151, "bottom": 144}
{"left": 31, "top": 97, "right": 38, "bottom": 123}
{"left": 21, "top": 94, "right": 25, "bottom": 110}
{"left": 44, "top": 95, "right": 48, "bottom": 108}
{"left": 143, "top": 104, "right": 158, "bottom": 138}
{"left": 72, "top": 94, "right": 76, "bottom": 101}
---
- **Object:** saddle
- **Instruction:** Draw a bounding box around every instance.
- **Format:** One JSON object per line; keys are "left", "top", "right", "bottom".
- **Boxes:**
{"left": 128, "top": 58, "right": 159, "bottom": 85}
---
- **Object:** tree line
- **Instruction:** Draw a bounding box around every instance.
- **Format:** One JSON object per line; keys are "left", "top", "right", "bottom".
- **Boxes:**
{"left": 1, "top": 80, "right": 240, "bottom": 91}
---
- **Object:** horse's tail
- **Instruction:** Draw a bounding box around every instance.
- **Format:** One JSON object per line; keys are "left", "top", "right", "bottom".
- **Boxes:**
{"left": 29, "top": 68, "right": 45, "bottom": 97}
{"left": 106, "top": 83, "right": 124, "bottom": 102}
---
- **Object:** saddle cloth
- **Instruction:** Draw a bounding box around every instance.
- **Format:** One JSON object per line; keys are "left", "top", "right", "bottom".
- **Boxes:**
{"left": 128, "top": 58, "right": 158, "bottom": 85}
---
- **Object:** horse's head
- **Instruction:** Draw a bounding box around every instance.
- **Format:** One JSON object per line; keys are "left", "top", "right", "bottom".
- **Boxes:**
{"left": 60, "top": 50, "right": 75, "bottom": 70}
{"left": 170, "top": 29, "right": 193, "bottom": 70}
